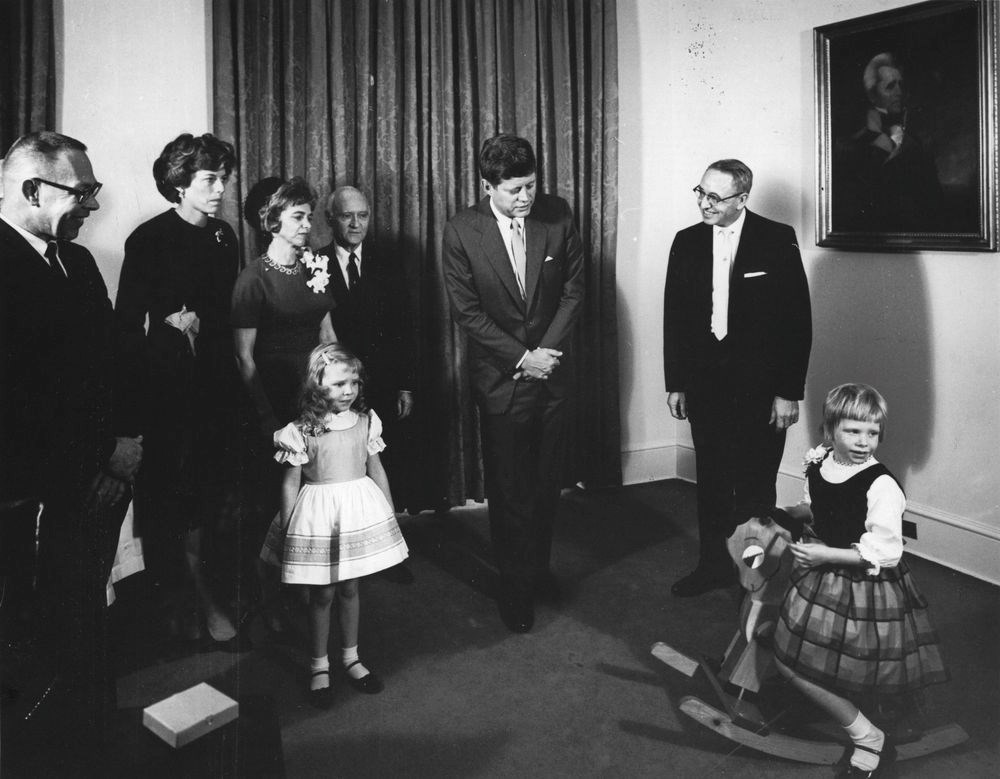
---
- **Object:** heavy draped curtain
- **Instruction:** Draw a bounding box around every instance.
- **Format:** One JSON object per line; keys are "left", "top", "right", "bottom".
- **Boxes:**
{"left": 0, "top": 0, "right": 54, "bottom": 154}
{"left": 213, "top": 0, "right": 620, "bottom": 510}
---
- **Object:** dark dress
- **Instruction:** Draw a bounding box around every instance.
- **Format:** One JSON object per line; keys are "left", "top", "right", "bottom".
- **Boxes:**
{"left": 115, "top": 209, "right": 241, "bottom": 537}
{"left": 230, "top": 256, "right": 334, "bottom": 425}
{"left": 231, "top": 255, "right": 334, "bottom": 529}
{"left": 772, "top": 455, "right": 948, "bottom": 696}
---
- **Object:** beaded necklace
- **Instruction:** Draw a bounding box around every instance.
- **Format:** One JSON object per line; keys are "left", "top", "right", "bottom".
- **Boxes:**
{"left": 831, "top": 453, "right": 873, "bottom": 468}
{"left": 263, "top": 254, "right": 300, "bottom": 275}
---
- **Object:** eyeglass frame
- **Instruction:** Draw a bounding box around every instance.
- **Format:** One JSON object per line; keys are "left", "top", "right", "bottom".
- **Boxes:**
{"left": 692, "top": 185, "right": 744, "bottom": 208}
{"left": 30, "top": 177, "right": 103, "bottom": 205}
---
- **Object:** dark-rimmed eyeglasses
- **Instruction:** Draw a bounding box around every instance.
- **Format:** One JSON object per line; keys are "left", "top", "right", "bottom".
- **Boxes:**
{"left": 692, "top": 186, "right": 743, "bottom": 208}
{"left": 31, "top": 177, "right": 103, "bottom": 204}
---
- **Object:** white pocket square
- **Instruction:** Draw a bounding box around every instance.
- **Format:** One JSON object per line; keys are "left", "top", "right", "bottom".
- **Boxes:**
{"left": 544, "top": 255, "right": 556, "bottom": 262}
{"left": 743, "top": 271, "right": 767, "bottom": 278}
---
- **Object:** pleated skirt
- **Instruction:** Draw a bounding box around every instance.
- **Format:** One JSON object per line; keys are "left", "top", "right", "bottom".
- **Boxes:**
{"left": 772, "top": 559, "right": 948, "bottom": 695}
{"left": 260, "top": 476, "right": 408, "bottom": 584}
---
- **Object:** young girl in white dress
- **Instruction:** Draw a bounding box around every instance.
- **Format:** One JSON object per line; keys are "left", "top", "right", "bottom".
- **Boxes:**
{"left": 260, "top": 344, "right": 408, "bottom": 707}
{"left": 771, "top": 384, "right": 947, "bottom": 777}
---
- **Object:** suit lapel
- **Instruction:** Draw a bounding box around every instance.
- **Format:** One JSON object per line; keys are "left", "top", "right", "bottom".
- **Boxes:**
{"left": 523, "top": 212, "right": 545, "bottom": 307}
{"left": 729, "top": 210, "right": 756, "bottom": 300}
{"left": 327, "top": 249, "right": 349, "bottom": 306}
{"left": 694, "top": 222, "right": 714, "bottom": 298}
{"left": 475, "top": 198, "right": 525, "bottom": 308}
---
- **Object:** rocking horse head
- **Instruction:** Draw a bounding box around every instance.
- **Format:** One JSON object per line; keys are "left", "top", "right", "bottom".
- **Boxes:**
{"left": 720, "top": 509, "right": 804, "bottom": 692}
{"left": 727, "top": 511, "right": 799, "bottom": 603}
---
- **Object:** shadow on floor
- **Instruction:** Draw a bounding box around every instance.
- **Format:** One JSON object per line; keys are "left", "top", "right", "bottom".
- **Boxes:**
{"left": 4, "top": 480, "right": 997, "bottom": 778}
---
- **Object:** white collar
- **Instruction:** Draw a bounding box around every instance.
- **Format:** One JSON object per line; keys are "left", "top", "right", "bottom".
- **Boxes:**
{"left": 714, "top": 209, "right": 746, "bottom": 240}
{"left": 334, "top": 242, "right": 363, "bottom": 270}
{"left": 488, "top": 198, "right": 524, "bottom": 230}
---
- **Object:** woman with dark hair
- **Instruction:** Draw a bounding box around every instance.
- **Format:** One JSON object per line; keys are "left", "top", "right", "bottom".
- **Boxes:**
{"left": 243, "top": 176, "right": 284, "bottom": 257}
{"left": 115, "top": 132, "right": 246, "bottom": 649}
{"left": 231, "top": 177, "right": 337, "bottom": 633}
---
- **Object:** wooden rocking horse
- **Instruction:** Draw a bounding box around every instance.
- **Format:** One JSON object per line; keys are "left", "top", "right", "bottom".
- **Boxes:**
{"left": 652, "top": 510, "right": 968, "bottom": 765}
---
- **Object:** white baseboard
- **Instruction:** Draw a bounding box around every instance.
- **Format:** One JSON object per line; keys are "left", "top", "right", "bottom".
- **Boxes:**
{"left": 621, "top": 444, "right": 678, "bottom": 485}
{"left": 622, "top": 444, "right": 1000, "bottom": 586}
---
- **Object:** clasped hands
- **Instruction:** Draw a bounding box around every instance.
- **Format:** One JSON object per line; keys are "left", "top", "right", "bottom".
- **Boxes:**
{"left": 513, "top": 347, "right": 562, "bottom": 381}
{"left": 87, "top": 435, "right": 143, "bottom": 511}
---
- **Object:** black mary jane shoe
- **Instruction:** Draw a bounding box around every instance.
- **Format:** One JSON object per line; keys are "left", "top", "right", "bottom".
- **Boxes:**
{"left": 344, "top": 661, "right": 384, "bottom": 694}
{"left": 835, "top": 736, "right": 897, "bottom": 777}
{"left": 308, "top": 671, "right": 335, "bottom": 709}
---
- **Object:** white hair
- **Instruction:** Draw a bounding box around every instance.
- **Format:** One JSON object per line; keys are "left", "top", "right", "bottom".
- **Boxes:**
{"left": 863, "top": 52, "right": 899, "bottom": 101}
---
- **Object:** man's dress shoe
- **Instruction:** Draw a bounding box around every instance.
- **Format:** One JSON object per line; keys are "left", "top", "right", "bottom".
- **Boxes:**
{"left": 497, "top": 595, "right": 534, "bottom": 633}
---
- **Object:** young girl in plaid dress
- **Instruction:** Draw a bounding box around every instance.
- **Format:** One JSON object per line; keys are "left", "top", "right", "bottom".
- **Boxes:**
{"left": 771, "top": 384, "right": 947, "bottom": 777}
{"left": 260, "top": 344, "right": 408, "bottom": 708}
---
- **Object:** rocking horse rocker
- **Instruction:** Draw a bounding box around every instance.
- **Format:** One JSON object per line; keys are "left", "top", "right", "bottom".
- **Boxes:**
{"left": 652, "top": 508, "right": 968, "bottom": 769}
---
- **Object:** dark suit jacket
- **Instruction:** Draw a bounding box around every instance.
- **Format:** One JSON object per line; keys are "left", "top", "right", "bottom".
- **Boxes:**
{"left": 319, "top": 240, "right": 415, "bottom": 407}
{"left": 443, "top": 194, "right": 585, "bottom": 413}
{"left": 662, "top": 209, "right": 811, "bottom": 400}
{"left": 0, "top": 218, "right": 117, "bottom": 504}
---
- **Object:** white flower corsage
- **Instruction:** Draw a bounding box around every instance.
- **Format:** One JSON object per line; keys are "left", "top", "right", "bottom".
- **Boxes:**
{"left": 803, "top": 445, "right": 829, "bottom": 471}
{"left": 300, "top": 248, "right": 331, "bottom": 293}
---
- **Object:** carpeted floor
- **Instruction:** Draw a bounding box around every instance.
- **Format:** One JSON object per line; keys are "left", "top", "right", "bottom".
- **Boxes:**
{"left": 11, "top": 479, "right": 1000, "bottom": 777}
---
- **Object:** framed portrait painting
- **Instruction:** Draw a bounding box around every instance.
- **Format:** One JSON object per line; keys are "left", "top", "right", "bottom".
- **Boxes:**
{"left": 815, "top": 0, "right": 998, "bottom": 251}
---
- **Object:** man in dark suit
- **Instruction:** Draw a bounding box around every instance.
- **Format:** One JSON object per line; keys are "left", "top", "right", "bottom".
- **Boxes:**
{"left": 0, "top": 131, "right": 142, "bottom": 755}
{"left": 443, "top": 134, "right": 585, "bottom": 632}
{"left": 321, "top": 186, "right": 415, "bottom": 424}
{"left": 319, "top": 185, "right": 416, "bottom": 582}
{"left": 663, "top": 158, "right": 811, "bottom": 597}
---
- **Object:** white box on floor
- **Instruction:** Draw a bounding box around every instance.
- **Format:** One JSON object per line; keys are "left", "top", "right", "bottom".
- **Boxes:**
{"left": 142, "top": 683, "right": 239, "bottom": 748}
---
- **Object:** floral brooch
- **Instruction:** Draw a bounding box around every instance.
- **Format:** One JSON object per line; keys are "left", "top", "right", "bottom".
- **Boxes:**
{"left": 300, "top": 248, "right": 331, "bottom": 294}
{"left": 803, "top": 445, "right": 829, "bottom": 472}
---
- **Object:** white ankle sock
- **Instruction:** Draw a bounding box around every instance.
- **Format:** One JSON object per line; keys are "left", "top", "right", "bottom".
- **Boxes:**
{"left": 845, "top": 712, "right": 884, "bottom": 772}
{"left": 342, "top": 645, "right": 369, "bottom": 680}
{"left": 310, "top": 656, "right": 330, "bottom": 691}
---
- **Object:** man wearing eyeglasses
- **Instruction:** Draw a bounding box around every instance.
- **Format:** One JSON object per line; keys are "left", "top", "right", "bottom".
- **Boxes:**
{"left": 663, "top": 159, "right": 811, "bottom": 597}
{"left": 0, "top": 131, "right": 142, "bottom": 758}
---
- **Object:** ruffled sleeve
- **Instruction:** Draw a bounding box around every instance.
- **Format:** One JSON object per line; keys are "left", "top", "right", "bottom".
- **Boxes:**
{"left": 272, "top": 422, "right": 309, "bottom": 466}
{"left": 853, "top": 473, "right": 905, "bottom": 574}
{"left": 366, "top": 410, "right": 387, "bottom": 456}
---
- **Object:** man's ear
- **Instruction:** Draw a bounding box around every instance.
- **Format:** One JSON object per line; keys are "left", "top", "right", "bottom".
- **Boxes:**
{"left": 22, "top": 179, "right": 39, "bottom": 205}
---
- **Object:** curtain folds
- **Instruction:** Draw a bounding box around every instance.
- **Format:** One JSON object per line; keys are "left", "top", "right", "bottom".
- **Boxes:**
{"left": 0, "top": 0, "right": 55, "bottom": 154}
{"left": 213, "top": 0, "right": 621, "bottom": 510}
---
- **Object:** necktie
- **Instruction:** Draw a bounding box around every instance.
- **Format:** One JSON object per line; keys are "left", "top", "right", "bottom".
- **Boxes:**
{"left": 711, "top": 229, "right": 732, "bottom": 340}
{"left": 347, "top": 252, "right": 360, "bottom": 292}
{"left": 44, "top": 241, "right": 67, "bottom": 279}
{"left": 510, "top": 220, "right": 526, "bottom": 299}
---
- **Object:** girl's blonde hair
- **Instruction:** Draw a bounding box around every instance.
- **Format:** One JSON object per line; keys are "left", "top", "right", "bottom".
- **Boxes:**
{"left": 296, "top": 343, "right": 368, "bottom": 435}
{"left": 822, "top": 383, "right": 888, "bottom": 441}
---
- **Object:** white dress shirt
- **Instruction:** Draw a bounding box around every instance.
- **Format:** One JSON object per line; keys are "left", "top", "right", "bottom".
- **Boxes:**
{"left": 710, "top": 209, "right": 746, "bottom": 340}
{"left": 488, "top": 198, "right": 529, "bottom": 369}
{"left": 333, "top": 242, "right": 363, "bottom": 287}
